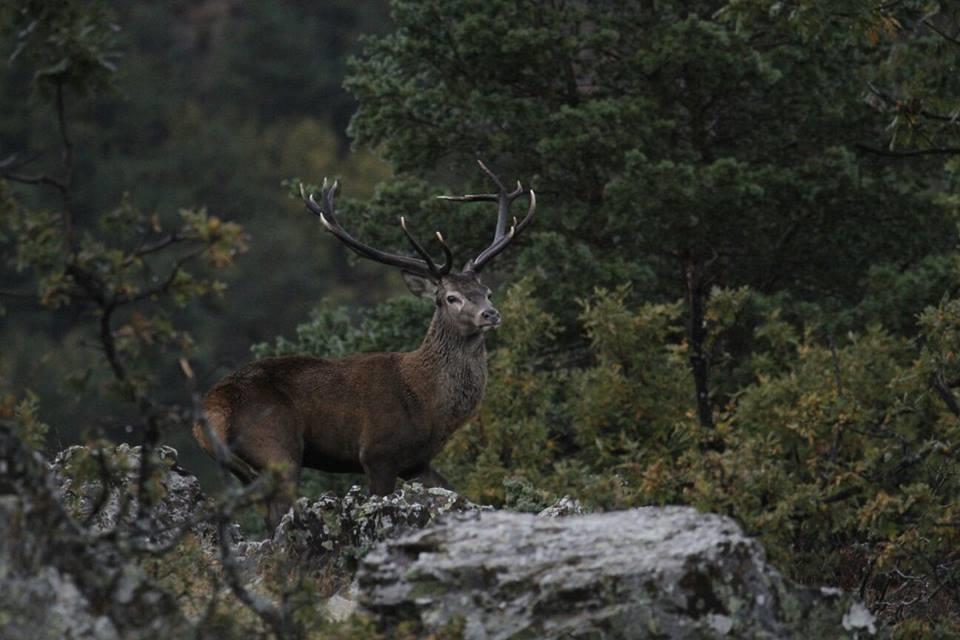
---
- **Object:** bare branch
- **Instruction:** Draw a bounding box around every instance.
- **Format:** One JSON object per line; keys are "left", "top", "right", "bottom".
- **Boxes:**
{"left": 923, "top": 18, "right": 960, "bottom": 47}
{"left": 120, "top": 246, "right": 208, "bottom": 305}
{"left": 99, "top": 306, "right": 128, "bottom": 388}
{"left": 216, "top": 518, "right": 289, "bottom": 638}
{"left": 130, "top": 233, "right": 186, "bottom": 261}
{"left": 82, "top": 448, "right": 114, "bottom": 528}
{"left": 855, "top": 143, "right": 960, "bottom": 158}
{"left": 187, "top": 379, "right": 291, "bottom": 638}
{"left": 865, "top": 83, "right": 960, "bottom": 124}
{"left": 55, "top": 81, "right": 76, "bottom": 253}
{"left": 0, "top": 171, "right": 68, "bottom": 191}
{"left": 931, "top": 373, "right": 960, "bottom": 420}
{"left": 0, "top": 150, "right": 45, "bottom": 171}
{"left": 0, "top": 288, "right": 38, "bottom": 300}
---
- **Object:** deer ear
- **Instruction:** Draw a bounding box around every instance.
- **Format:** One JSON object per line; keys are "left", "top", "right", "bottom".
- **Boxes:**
{"left": 401, "top": 271, "right": 438, "bottom": 299}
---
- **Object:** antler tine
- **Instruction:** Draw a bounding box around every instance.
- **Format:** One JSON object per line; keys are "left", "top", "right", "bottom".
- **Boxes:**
{"left": 478, "top": 161, "right": 525, "bottom": 240}
{"left": 301, "top": 182, "right": 333, "bottom": 228}
{"left": 436, "top": 193, "right": 499, "bottom": 203}
{"left": 301, "top": 179, "right": 436, "bottom": 277}
{"left": 322, "top": 178, "right": 340, "bottom": 214}
{"left": 476, "top": 159, "right": 506, "bottom": 192}
{"left": 437, "top": 164, "right": 527, "bottom": 237}
{"left": 468, "top": 188, "right": 536, "bottom": 272}
{"left": 399, "top": 216, "right": 451, "bottom": 277}
{"left": 435, "top": 230, "right": 454, "bottom": 275}
{"left": 435, "top": 162, "right": 536, "bottom": 273}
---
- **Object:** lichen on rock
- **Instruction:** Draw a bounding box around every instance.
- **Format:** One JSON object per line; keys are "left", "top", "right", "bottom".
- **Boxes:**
{"left": 0, "top": 429, "right": 189, "bottom": 639}
{"left": 244, "top": 482, "right": 487, "bottom": 573}
{"left": 52, "top": 443, "right": 212, "bottom": 546}
{"left": 0, "top": 433, "right": 886, "bottom": 639}
{"left": 358, "top": 506, "right": 883, "bottom": 639}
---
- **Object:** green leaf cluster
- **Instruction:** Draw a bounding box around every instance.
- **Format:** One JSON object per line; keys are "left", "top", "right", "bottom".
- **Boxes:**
{"left": 3, "top": 0, "right": 120, "bottom": 95}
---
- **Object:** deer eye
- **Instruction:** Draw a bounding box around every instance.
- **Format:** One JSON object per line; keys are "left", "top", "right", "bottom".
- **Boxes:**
{"left": 446, "top": 295, "right": 459, "bottom": 304}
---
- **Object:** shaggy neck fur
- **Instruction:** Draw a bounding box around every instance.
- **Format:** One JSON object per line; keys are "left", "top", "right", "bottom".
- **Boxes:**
{"left": 408, "top": 306, "right": 489, "bottom": 426}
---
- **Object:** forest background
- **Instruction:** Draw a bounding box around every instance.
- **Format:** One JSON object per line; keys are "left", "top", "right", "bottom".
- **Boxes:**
{"left": 2, "top": 1, "right": 960, "bottom": 636}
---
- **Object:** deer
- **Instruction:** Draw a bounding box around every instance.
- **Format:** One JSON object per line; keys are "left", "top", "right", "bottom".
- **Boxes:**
{"left": 193, "top": 161, "right": 535, "bottom": 527}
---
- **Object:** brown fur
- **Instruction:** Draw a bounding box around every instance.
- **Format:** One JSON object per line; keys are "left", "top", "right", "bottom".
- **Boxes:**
{"left": 194, "top": 272, "right": 495, "bottom": 527}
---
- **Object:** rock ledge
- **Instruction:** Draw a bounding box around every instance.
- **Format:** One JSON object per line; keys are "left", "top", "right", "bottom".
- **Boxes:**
{"left": 359, "top": 506, "right": 879, "bottom": 639}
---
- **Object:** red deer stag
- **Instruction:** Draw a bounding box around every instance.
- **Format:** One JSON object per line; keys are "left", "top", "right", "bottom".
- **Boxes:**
{"left": 194, "top": 161, "right": 535, "bottom": 527}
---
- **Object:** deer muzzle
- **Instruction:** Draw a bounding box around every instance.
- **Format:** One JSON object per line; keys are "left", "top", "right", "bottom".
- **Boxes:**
{"left": 480, "top": 308, "right": 501, "bottom": 329}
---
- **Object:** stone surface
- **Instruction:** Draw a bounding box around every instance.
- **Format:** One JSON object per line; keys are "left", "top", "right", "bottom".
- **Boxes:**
{"left": 358, "top": 506, "right": 881, "bottom": 639}
{"left": 241, "top": 482, "right": 487, "bottom": 574}
{"left": 52, "top": 443, "right": 211, "bottom": 546}
{"left": 0, "top": 428, "right": 188, "bottom": 639}
{"left": 324, "top": 592, "right": 359, "bottom": 622}
{"left": 0, "top": 564, "right": 120, "bottom": 640}
{"left": 537, "top": 495, "right": 586, "bottom": 518}
{"left": 0, "top": 433, "right": 885, "bottom": 639}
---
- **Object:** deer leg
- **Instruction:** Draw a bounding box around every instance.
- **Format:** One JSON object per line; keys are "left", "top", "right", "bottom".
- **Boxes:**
{"left": 360, "top": 449, "right": 398, "bottom": 496}
{"left": 231, "top": 402, "right": 304, "bottom": 530}
{"left": 221, "top": 451, "right": 299, "bottom": 531}
{"left": 265, "top": 464, "right": 301, "bottom": 530}
{"left": 400, "top": 464, "right": 454, "bottom": 490}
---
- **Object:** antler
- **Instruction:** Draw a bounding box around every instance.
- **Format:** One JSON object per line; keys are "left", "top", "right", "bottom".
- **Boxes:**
{"left": 437, "top": 160, "right": 536, "bottom": 273}
{"left": 301, "top": 179, "right": 452, "bottom": 279}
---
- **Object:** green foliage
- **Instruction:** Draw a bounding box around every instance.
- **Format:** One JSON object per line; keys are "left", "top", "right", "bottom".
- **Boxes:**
{"left": 502, "top": 476, "right": 555, "bottom": 513}
{"left": 0, "top": 185, "right": 248, "bottom": 402}
{"left": 721, "top": 1, "right": 960, "bottom": 157}
{"left": 253, "top": 295, "right": 431, "bottom": 359}
{"left": 0, "top": 390, "right": 49, "bottom": 451}
{"left": 438, "top": 285, "right": 960, "bottom": 632}
{"left": 2, "top": 0, "right": 120, "bottom": 95}
{"left": 347, "top": 0, "right": 951, "bottom": 321}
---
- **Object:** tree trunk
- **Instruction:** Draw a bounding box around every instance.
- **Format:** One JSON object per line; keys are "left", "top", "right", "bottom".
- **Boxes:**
{"left": 685, "top": 258, "right": 714, "bottom": 430}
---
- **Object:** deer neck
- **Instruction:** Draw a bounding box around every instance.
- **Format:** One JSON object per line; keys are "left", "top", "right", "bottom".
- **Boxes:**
{"left": 406, "top": 308, "right": 488, "bottom": 423}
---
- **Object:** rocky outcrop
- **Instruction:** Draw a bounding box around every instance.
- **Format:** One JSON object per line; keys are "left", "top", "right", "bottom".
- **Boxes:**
{"left": 358, "top": 506, "right": 880, "bottom": 639}
{"left": 52, "top": 443, "right": 211, "bottom": 546}
{"left": 537, "top": 494, "right": 585, "bottom": 518}
{"left": 0, "top": 432, "right": 882, "bottom": 639}
{"left": 242, "top": 483, "right": 488, "bottom": 574}
{"left": 0, "top": 563, "right": 121, "bottom": 640}
{"left": 0, "top": 428, "right": 188, "bottom": 640}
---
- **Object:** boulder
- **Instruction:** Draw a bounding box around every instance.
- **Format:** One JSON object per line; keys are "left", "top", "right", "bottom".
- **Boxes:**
{"left": 358, "top": 506, "right": 881, "bottom": 639}
{"left": 0, "top": 562, "right": 120, "bottom": 640}
{"left": 242, "top": 483, "right": 487, "bottom": 574}
{"left": 537, "top": 495, "right": 586, "bottom": 518}
{"left": 1, "top": 433, "right": 884, "bottom": 638}
{"left": 0, "top": 428, "right": 188, "bottom": 639}
{"left": 52, "top": 443, "right": 211, "bottom": 546}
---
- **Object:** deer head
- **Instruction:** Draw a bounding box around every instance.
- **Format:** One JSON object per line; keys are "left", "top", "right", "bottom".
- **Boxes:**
{"left": 300, "top": 161, "right": 536, "bottom": 338}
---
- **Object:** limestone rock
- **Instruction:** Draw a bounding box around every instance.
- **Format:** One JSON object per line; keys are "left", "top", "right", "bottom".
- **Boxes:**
{"left": 0, "top": 564, "right": 120, "bottom": 640}
{"left": 537, "top": 495, "right": 586, "bottom": 518}
{"left": 358, "top": 506, "right": 881, "bottom": 639}
{"left": 0, "top": 428, "right": 188, "bottom": 639}
{"left": 52, "top": 443, "right": 211, "bottom": 546}
{"left": 245, "top": 483, "right": 487, "bottom": 573}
